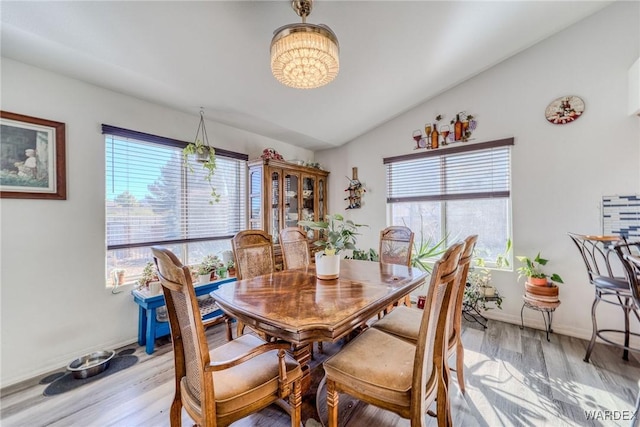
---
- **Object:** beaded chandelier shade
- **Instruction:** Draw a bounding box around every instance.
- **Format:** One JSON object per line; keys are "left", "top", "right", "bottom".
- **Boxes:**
{"left": 270, "top": 0, "right": 339, "bottom": 89}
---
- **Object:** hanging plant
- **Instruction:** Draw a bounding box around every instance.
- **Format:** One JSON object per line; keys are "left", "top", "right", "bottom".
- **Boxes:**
{"left": 182, "top": 109, "right": 220, "bottom": 203}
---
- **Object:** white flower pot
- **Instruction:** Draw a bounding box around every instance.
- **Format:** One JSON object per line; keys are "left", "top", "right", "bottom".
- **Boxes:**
{"left": 315, "top": 252, "right": 340, "bottom": 280}
{"left": 198, "top": 274, "right": 212, "bottom": 284}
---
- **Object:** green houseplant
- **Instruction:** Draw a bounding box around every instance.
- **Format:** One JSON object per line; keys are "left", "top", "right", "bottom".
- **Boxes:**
{"left": 182, "top": 110, "right": 219, "bottom": 204}
{"left": 298, "top": 213, "right": 367, "bottom": 279}
{"left": 516, "top": 252, "right": 564, "bottom": 286}
{"left": 464, "top": 239, "right": 512, "bottom": 311}
{"left": 197, "top": 254, "right": 222, "bottom": 283}
{"left": 298, "top": 213, "right": 367, "bottom": 255}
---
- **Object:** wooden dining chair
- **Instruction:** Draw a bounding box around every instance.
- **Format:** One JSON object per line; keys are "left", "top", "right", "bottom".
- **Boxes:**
{"left": 279, "top": 227, "right": 310, "bottom": 270}
{"left": 150, "top": 246, "right": 302, "bottom": 427}
{"left": 323, "top": 241, "right": 464, "bottom": 427}
{"left": 278, "top": 226, "right": 326, "bottom": 356}
{"left": 379, "top": 226, "right": 415, "bottom": 311}
{"left": 231, "top": 230, "right": 276, "bottom": 338}
{"left": 372, "top": 235, "right": 477, "bottom": 395}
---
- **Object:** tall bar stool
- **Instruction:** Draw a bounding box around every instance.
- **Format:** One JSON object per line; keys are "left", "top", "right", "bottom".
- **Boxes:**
{"left": 568, "top": 233, "right": 640, "bottom": 362}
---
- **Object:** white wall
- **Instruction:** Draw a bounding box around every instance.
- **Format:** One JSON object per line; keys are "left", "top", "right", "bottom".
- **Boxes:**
{"left": 0, "top": 58, "right": 314, "bottom": 387}
{"left": 316, "top": 2, "right": 640, "bottom": 339}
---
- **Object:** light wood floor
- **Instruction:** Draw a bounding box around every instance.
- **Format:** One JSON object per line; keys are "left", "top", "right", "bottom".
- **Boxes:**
{"left": 1, "top": 318, "right": 639, "bottom": 427}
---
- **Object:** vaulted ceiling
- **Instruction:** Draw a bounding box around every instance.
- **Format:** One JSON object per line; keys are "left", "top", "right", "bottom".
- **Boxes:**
{"left": 1, "top": 1, "right": 612, "bottom": 150}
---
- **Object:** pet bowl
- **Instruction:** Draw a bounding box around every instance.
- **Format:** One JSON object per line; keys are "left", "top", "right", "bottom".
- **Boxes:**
{"left": 67, "top": 350, "right": 115, "bottom": 379}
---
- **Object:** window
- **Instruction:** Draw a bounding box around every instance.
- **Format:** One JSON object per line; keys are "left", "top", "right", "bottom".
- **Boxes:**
{"left": 103, "top": 125, "right": 248, "bottom": 286}
{"left": 384, "top": 138, "right": 513, "bottom": 266}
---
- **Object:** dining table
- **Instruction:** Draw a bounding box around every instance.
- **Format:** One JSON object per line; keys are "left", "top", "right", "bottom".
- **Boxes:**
{"left": 211, "top": 258, "right": 428, "bottom": 391}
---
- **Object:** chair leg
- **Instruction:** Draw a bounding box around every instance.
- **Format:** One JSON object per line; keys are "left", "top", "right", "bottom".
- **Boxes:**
{"left": 170, "top": 395, "right": 182, "bottom": 427}
{"left": 456, "top": 340, "right": 466, "bottom": 394}
{"left": 631, "top": 389, "right": 640, "bottom": 427}
{"left": 584, "top": 294, "right": 601, "bottom": 363}
{"left": 236, "top": 321, "right": 245, "bottom": 337}
{"left": 327, "top": 379, "right": 339, "bottom": 427}
{"left": 624, "top": 297, "right": 631, "bottom": 361}
{"left": 289, "top": 379, "right": 302, "bottom": 427}
{"left": 436, "top": 367, "right": 450, "bottom": 427}
{"left": 224, "top": 316, "right": 233, "bottom": 341}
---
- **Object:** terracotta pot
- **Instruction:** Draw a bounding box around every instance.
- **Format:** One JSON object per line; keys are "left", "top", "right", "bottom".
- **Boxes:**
{"left": 525, "top": 282, "right": 559, "bottom": 297}
{"left": 528, "top": 277, "right": 549, "bottom": 286}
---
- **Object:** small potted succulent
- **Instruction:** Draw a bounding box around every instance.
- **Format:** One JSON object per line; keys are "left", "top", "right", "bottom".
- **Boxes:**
{"left": 298, "top": 213, "right": 367, "bottom": 280}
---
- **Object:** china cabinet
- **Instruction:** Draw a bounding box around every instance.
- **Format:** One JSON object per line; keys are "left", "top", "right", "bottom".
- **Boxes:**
{"left": 248, "top": 159, "right": 329, "bottom": 267}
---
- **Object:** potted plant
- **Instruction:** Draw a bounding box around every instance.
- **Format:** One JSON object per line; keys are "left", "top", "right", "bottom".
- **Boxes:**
{"left": 138, "top": 261, "right": 160, "bottom": 293}
{"left": 226, "top": 259, "right": 236, "bottom": 277}
{"left": 112, "top": 268, "right": 126, "bottom": 287}
{"left": 464, "top": 239, "right": 511, "bottom": 312}
{"left": 182, "top": 109, "right": 220, "bottom": 205}
{"left": 298, "top": 213, "right": 367, "bottom": 280}
{"left": 516, "top": 252, "right": 564, "bottom": 286}
{"left": 197, "top": 254, "right": 221, "bottom": 284}
{"left": 217, "top": 264, "right": 228, "bottom": 279}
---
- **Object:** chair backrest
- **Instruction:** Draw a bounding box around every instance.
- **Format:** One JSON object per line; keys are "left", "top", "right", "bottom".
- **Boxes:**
{"left": 232, "top": 230, "right": 275, "bottom": 280}
{"left": 446, "top": 235, "right": 478, "bottom": 345}
{"left": 379, "top": 226, "right": 415, "bottom": 267}
{"left": 568, "top": 233, "right": 627, "bottom": 283}
{"left": 151, "top": 246, "right": 213, "bottom": 412}
{"left": 279, "top": 227, "right": 310, "bottom": 270}
{"left": 614, "top": 243, "right": 640, "bottom": 305}
{"left": 410, "top": 241, "right": 464, "bottom": 417}
{"left": 622, "top": 254, "right": 640, "bottom": 307}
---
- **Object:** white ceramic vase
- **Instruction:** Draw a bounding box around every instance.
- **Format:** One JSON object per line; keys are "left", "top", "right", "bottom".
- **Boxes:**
{"left": 315, "top": 252, "right": 340, "bottom": 280}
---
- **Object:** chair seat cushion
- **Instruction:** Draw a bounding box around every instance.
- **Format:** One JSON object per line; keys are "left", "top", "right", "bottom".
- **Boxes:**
{"left": 593, "top": 276, "right": 631, "bottom": 291}
{"left": 202, "top": 334, "right": 302, "bottom": 417}
{"left": 371, "top": 305, "right": 421, "bottom": 343}
{"left": 324, "top": 328, "right": 429, "bottom": 408}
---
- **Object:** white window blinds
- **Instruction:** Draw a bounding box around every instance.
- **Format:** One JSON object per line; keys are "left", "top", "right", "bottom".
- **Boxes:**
{"left": 103, "top": 125, "right": 247, "bottom": 249}
{"left": 384, "top": 138, "right": 513, "bottom": 203}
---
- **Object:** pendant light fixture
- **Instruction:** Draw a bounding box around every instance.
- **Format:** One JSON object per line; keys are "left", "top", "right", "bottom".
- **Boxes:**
{"left": 270, "top": 0, "right": 339, "bottom": 89}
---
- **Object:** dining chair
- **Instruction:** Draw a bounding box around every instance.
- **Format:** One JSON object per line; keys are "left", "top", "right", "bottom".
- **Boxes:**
{"left": 150, "top": 246, "right": 302, "bottom": 427}
{"left": 372, "top": 235, "right": 478, "bottom": 395}
{"left": 568, "top": 233, "right": 640, "bottom": 362}
{"left": 231, "top": 230, "right": 276, "bottom": 338}
{"left": 617, "top": 249, "right": 640, "bottom": 427}
{"left": 278, "top": 226, "right": 326, "bottom": 357}
{"left": 379, "top": 226, "right": 415, "bottom": 312}
{"left": 279, "top": 227, "right": 310, "bottom": 270}
{"left": 322, "top": 241, "right": 464, "bottom": 427}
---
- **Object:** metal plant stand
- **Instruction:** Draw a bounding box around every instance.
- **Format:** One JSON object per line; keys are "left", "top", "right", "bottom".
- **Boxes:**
{"left": 520, "top": 297, "right": 561, "bottom": 341}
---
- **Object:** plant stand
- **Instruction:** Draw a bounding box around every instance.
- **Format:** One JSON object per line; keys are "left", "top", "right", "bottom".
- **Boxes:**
{"left": 520, "top": 296, "right": 561, "bottom": 342}
{"left": 462, "top": 291, "right": 501, "bottom": 329}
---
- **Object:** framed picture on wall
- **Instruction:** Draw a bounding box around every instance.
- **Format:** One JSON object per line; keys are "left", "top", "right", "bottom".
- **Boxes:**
{"left": 0, "top": 111, "right": 66, "bottom": 200}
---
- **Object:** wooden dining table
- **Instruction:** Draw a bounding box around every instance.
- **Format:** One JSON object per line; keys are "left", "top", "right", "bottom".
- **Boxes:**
{"left": 211, "top": 259, "right": 428, "bottom": 390}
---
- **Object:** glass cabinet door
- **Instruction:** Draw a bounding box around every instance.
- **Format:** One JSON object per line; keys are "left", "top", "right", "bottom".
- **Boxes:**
{"left": 270, "top": 170, "right": 280, "bottom": 243}
{"left": 249, "top": 168, "right": 262, "bottom": 230}
{"left": 284, "top": 172, "right": 300, "bottom": 230}
{"left": 302, "top": 176, "right": 316, "bottom": 239}
{"left": 318, "top": 177, "right": 325, "bottom": 240}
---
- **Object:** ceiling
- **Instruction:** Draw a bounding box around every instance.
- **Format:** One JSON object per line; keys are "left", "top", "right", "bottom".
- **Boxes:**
{"left": 1, "top": 1, "right": 612, "bottom": 151}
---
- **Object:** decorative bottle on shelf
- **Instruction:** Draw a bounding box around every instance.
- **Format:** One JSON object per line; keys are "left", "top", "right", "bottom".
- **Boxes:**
{"left": 431, "top": 123, "right": 439, "bottom": 149}
{"left": 454, "top": 114, "right": 462, "bottom": 141}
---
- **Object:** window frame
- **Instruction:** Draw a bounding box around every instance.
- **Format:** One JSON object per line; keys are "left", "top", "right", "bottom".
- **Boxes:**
{"left": 102, "top": 124, "right": 248, "bottom": 285}
{"left": 384, "top": 137, "right": 514, "bottom": 268}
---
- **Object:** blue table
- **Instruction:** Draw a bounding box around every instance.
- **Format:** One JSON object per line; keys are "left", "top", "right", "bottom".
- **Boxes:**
{"left": 132, "top": 277, "right": 236, "bottom": 354}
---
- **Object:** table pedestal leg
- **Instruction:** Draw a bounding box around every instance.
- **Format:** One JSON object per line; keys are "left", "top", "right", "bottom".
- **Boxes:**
{"left": 290, "top": 343, "right": 312, "bottom": 393}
